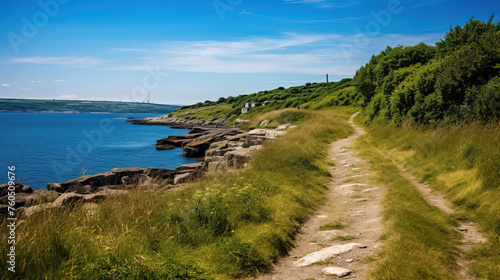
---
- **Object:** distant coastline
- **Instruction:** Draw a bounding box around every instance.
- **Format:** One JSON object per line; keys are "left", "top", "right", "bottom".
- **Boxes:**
{"left": 0, "top": 98, "right": 181, "bottom": 114}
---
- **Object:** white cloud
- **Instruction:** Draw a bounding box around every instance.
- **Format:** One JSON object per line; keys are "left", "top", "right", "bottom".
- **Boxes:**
{"left": 59, "top": 94, "right": 77, "bottom": 99}
{"left": 284, "top": 0, "right": 360, "bottom": 8}
{"left": 2, "top": 83, "right": 10, "bottom": 87}
{"left": 108, "top": 33, "right": 441, "bottom": 76}
{"left": 285, "top": 0, "right": 327, "bottom": 3}
{"left": 51, "top": 80, "right": 65, "bottom": 82}
{"left": 6, "top": 57, "right": 103, "bottom": 67}
{"left": 20, "top": 88, "right": 33, "bottom": 91}
{"left": 29, "top": 80, "right": 40, "bottom": 83}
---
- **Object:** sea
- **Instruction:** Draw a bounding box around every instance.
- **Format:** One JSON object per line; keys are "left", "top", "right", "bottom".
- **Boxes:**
{"left": 0, "top": 113, "right": 198, "bottom": 189}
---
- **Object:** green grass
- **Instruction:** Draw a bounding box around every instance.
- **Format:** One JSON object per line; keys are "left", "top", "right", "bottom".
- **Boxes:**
{"left": 356, "top": 118, "right": 500, "bottom": 279}
{"left": 354, "top": 133, "right": 462, "bottom": 280}
{"left": 0, "top": 107, "right": 357, "bottom": 279}
{"left": 332, "top": 235, "right": 358, "bottom": 241}
{"left": 171, "top": 79, "right": 356, "bottom": 122}
{"left": 319, "top": 220, "right": 347, "bottom": 230}
{"left": 170, "top": 104, "right": 234, "bottom": 120}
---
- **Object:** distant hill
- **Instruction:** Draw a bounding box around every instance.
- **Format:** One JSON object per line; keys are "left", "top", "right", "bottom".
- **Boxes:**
{"left": 0, "top": 98, "right": 181, "bottom": 114}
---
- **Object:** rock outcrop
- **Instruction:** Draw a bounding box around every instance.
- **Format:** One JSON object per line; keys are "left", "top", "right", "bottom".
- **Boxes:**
{"left": 128, "top": 116, "right": 227, "bottom": 128}
{"left": 0, "top": 162, "right": 205, "bottom": 220}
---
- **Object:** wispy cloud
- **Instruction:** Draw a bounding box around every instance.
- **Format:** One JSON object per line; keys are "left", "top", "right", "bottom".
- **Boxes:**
{"left": 20, "top": 88, "right": 33, "bottom": 91}
{"left": 109, "top": 34, "right": 352, "bottom": 74}
{"left": 5, "top": 57, "right": 104, "bottom": 67}
{"left": 284, "top": 0, "right": 327, "bottom": 3}
{"left": 29, "top": 80, "right": 40, "bottom": 83}
{"left": 284, "top": 0, "right": 360, "bottom": 9}
{"left": 60, "top": 94, "right": 77, "bottom": 99}
{"left": 108, "top": 33, "right": 441, "bottom": 75}
{"left": 2, "top": 83, "right": 10, "bottom": 87}
{"left": 51, "top": 80, "right": 65, "bottom": 82}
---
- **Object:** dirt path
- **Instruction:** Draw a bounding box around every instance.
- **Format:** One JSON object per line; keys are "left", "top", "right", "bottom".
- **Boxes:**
{"left": 376, "top": 148, "right": 487, "bottom": 279}
{"left": 252, "top": 113, "right": 385, "bottom": 280}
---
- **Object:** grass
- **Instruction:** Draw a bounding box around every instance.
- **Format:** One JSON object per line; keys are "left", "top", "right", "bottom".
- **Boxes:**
{"left": 354, "top": 135, "right": 461, "bottom": 280}
{"left": 170, "top": 104, "right": 234, "bottom": 120}
{"left": 0, "top": 107, "right": 357, "bottom": 279}
{"left": 319, "top": 220, "right": 347, "bottom": 230}
{"left": 238, "top": 109, "right": 310, "bottom": 130}
{"left": 333, "top": 235, "right": 358, "bottom": 241}
{"left": 356, "top": 115, "right": 500, "bottom": 279}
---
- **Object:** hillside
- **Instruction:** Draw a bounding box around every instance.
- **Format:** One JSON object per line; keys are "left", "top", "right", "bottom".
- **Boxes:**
{"left": 175, "top": 16, "right": 499, "bottom": 127}
{"left": 171, "top": 78, "right": 360, "bottom": 123}
{"left": 0, "top": 98, "right": 181, "bottom": 114}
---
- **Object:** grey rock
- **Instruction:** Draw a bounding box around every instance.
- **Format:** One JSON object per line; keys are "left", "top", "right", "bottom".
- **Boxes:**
{"left": 24, "top": 203, "right": 58, "bottom": 217}
{"left": 175, "top": 162, "right": 204, "bottom": 173}
{"left": 47, "top": 183, "right": 65, "bottom": 193}
{"left": 52, "top": 193, "right": 84, "bottom": 208}
{"left": 0, "top": 183, "right": 25, "bottom": 196}
{"left": 144, "top": 168, "right": 174, "bottom": 180}
{"left": 121, "top": 176, "right": 132, "bottom": 185}
{"left": 0, "top": 193, "right": 30, "bottom": 207}
{"left": 208, "top": 140, "right": 229, "bottom": 150}
{"left": 21, "top": 185, "right": 33, "bottom": 193}
{"left": 322, "top": 267, "right": 352, "bottom": 277}
{"left": 156, "top": 144, "right": 176, "bottom": 150}
{"left": 83, "top": 192, "right": 112, "bottom": 203}
{"left": 174, "top": 173, "right": 191, "bottom": 185}
{"left": 224, "top": 146, "right": 262, "bottom": 168}
{"left": 60, "top": 167, "right": 144, "bottom": 190}
{"left": 224, "top": 133, "right": 247, "bottom": 141}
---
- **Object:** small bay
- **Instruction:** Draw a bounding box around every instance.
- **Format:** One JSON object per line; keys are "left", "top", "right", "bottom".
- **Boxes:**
{"left": 0, "top": 113, "right": 197, "bottom": 189}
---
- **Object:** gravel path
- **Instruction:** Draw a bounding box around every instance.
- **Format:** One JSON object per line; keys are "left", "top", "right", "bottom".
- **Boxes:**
{"left": 252, "top": 113, "right": 385, "bottom": 280}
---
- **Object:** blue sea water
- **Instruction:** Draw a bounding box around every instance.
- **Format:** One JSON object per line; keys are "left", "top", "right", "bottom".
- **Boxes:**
{"left": 0, "top": 113, "right": 197, "bottom": 189}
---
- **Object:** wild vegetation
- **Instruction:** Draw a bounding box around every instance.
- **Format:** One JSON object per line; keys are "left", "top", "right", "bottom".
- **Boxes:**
{"left": 0, "top": 108, "right": 356, "bottom": 279}
{"left": 170, "top": 78, "right": 359, "bottom": 123}
{"left": 355, "top": 125, "right": 461, "bottom": 279}
{"left": 358, "top": 121, "right": 500, "bottom": 279}
{"left": 1, "top": 17, "right": 499, "bottom": 279}
{"left": 357, "top": 16, "right": 500, "bottom": 125}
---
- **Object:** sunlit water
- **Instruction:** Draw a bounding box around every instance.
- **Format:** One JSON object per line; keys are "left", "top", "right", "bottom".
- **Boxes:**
{"left": 0, "top": 113, "right": 197, "bottom": 189}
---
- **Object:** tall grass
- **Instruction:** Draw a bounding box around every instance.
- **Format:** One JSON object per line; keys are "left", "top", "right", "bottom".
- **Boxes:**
{"left": 361, "top": 120, "right": 500, "bottom": 279}
{"left": 355, "top": 136, "right": 460, "bottom": 279}
{"left": 0, "top": 107, "right": 356, "bottom": 280}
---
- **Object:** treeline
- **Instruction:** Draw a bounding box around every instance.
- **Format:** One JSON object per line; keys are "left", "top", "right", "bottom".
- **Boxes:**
{"left": 356, "top": 16, "right": 500, "bottom": 125}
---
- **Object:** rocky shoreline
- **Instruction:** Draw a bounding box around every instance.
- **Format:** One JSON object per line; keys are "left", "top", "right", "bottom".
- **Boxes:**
{"left": 127, "top": 115, "right": 228, "bottom": 128}
{"left": 1, "top": 116, "right": 295, "bottom": 219}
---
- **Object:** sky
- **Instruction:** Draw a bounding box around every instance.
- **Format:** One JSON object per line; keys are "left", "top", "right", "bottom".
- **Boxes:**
{"left": 0, "top": 0, "right": 498, "bottom": 105}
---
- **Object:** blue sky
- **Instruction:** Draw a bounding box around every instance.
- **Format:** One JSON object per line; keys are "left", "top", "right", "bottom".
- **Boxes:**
{"left": 0, "top": 0, "right": 498, "bottom": 105}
